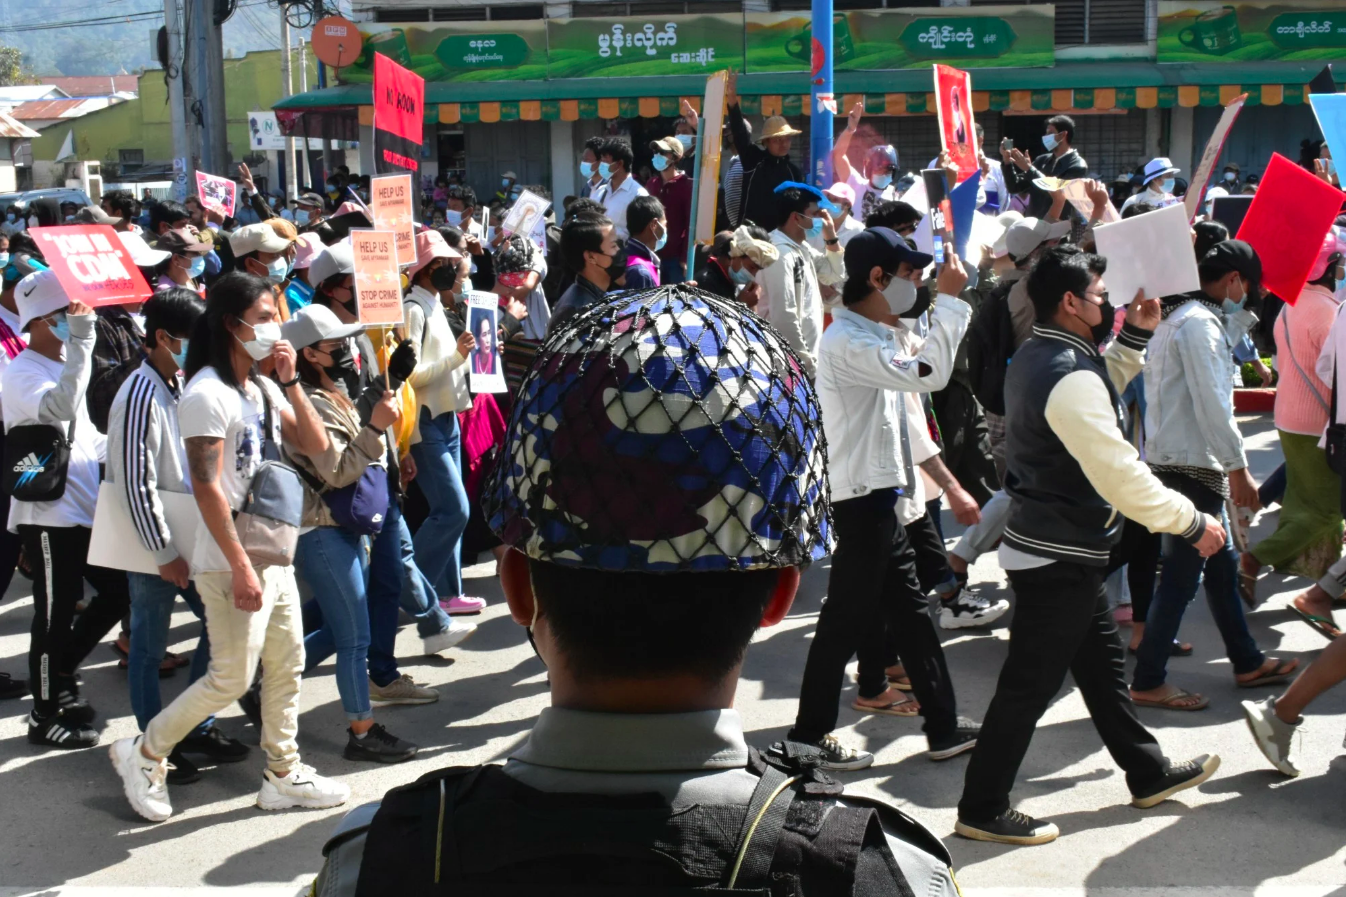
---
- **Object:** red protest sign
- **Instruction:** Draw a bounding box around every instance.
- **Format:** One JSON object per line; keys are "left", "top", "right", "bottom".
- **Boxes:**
{"left": 1235, "top": 153, "right": 1345, "bottom": 303}
{"left": 29, "top": 225, "right": 152, "bottom": 308}
{"left": 933, "top": 64, "right": 979, "bottom": 184}
{"left": 195, "top": 171, "right": 236, "bottom": 217}
{"left": 373, "top": 53, "right": 424, "bottom": 175}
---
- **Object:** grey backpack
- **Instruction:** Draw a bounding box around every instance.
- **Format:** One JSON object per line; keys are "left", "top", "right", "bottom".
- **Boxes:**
{"left": 234, "top": 384, "right": 304, "bottom": 568}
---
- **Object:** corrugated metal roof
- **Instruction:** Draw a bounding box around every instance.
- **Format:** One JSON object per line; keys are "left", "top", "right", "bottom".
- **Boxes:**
{"left": 11, "top": 99, "right": 96, "bottom": 121}
{"left": 0, "top": 112, "right": 41, "bottom": 139}
{"left": 43, "top": 75, "right": 138, "bottom": 97}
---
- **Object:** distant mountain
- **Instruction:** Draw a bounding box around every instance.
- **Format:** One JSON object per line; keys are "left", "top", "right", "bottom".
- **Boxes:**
{"left": 2, "top": 0, "right": 287, "bottom": 78}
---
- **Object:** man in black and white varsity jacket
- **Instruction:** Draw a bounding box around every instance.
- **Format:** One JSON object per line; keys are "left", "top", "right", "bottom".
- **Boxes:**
{"left": 106, "top": 288, "right": 248, "bottom": 782}
{"left": 955, "top": 246, "right": 1226, "bottom": 847}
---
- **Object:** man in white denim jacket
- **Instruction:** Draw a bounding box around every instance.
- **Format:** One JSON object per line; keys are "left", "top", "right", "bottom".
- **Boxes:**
{"left": 1134, "top": 239, "right": 1289, "bottom": 710}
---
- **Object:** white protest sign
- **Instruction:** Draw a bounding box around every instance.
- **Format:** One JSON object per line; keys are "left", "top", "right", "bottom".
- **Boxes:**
{"left": 1093, "top": 202, "right": 1200, "bottom": 306}
{"left": 466, "top": 291, "right": 507, "bottom": 394}
{"left": 89, "top": 483, "right": 202, "bottom": 575}
{"left": 500, "top": 189, "right": 550, "bottom": 240}
{"left": 1061, "top": 179, "right": 1119, "bottom": 224}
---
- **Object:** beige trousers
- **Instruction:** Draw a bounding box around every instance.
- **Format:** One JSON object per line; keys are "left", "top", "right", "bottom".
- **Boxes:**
{"left": 143, "top": 565, "right": 305, "bottom": 773}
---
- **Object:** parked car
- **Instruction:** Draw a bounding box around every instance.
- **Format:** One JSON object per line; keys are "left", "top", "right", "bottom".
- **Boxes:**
{"left": 0, "top": 188, "right": 95, "bottom": 227}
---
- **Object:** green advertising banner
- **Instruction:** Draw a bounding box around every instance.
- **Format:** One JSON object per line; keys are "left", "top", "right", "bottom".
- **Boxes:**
{"left": 744, "top": 6, "right": 1055, "bottom": 72}
{"left": 1158, "top": 0, "right": 1346, "bottom": 62}
{"left": 546, "top": 15, "right": 745, "bottom": 78}
{"left": 340, "top": 20, "right": 548, "bottom": 83}
{"left": 336, "top": 6, "right": 1054, "bottom": 86}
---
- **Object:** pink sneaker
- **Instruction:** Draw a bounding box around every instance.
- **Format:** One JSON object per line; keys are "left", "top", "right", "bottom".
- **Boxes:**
{"left": 440, "top": 595, "right": 487, "bottom": 615}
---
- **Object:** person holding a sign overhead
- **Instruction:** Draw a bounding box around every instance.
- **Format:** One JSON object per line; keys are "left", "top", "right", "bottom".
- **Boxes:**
{"left": 403, "top": 231, "right": 485, "bottom": 617}
{"left": 5, "top": 270, "right": 131, "bottom": 749}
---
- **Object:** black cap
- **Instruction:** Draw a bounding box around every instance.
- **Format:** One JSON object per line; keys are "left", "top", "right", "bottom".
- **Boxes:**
{"left": 1201, "top": 239, "right": 1262, "bottom": 291}
{"left": 843, "top": 227, "right": 933, "bottom": 284}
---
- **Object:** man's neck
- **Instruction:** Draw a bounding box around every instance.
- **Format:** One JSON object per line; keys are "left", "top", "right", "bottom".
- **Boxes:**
{"left": 609, "top": 169, "right": 629, "bottom": 190}
{"left": 781, "top": 223, "right": 805, "bottom": 244}
{"left": 30, "top": 336, "right": 62, "bottom": 362}
{"left": 1052, "top": 142, "right": 1069, "bottom": 160}
{"left": 0, "top": 291, "right": 16, "bottom": 315}
{"left": 1048, "top": 309, "right": 1092, "bottom": 341}
{"left": 847, "top": 293, "right": 890, "bottom": 325}
{"left": 660, "top": 166, "right": 679, "bottom": 183}
{"left": 582, "top": 266, "right": 610, "bottom": 291}
{"left": 230, "top": 347, "right": 253, "bottom": 386}
{"left": 149, "top": 348, "right": 177, "bottom": 382}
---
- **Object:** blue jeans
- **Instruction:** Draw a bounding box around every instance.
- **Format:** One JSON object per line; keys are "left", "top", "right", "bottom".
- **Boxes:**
{"left": 660, "top": 256, "right": 686, "bottom": 285}
{"left": 363, "top": 500, "right": 419, "bottom": 683}
{"left": 410, "top": 410, "right": 471, "bottom": 598}
{"left": 1259, "top": 462, "right": 1287, "bottom": 509}
{"left": 1131, "top": 475, "right": 1265, "bottom": 692}
{"left": 127, "top": 572, "right": 211, "bottom": 736}
{"left": 393, "top": 503, "right": 454, "bottom": 637}
{"left": 296, "top": 527, "right": 373, "bottom": 721}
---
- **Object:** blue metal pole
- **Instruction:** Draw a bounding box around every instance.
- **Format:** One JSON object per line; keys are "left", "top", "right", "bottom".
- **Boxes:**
{"left": 809, "top": 0, "right": 835, "bottom": 188}
{"left": 685, "top": 117, "right": 706, "bottom": 278}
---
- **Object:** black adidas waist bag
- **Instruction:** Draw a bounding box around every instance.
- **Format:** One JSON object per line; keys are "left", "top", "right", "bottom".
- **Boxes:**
{"left": 342, "top": 745, "right": 953, "bottom": 897}
{"left": 2, "top": 418, "right": 75, "bottom": 502}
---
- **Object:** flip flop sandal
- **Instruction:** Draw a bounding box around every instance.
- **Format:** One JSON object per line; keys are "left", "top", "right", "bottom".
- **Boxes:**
{"left": 1237, "top": 660, "right": 1300, "bottom": 689}
{"left": 1289, "top": 605, "right": 1340, "bottom": 641}
{"left": 852, "top": 697, "right": 920, "bottom": 717}
{"left": 887, "top": 674, "right": 913, "bottom": 692}
{"left": 1131, "top": 688, "right": 1209, "bottom": 711}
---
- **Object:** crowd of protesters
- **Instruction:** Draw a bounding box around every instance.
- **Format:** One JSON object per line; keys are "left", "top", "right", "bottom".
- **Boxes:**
{"left": 0, "top": 82, "right": 1345, "bottom": 893}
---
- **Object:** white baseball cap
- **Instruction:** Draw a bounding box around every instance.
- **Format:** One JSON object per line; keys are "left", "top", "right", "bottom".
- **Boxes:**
{"left": 116, "top": 230, "right": 171, "bottom": 268}
{"left": 280, "top": 302, "right": 364, "bottom": 350}
{"left": 308, "top": 238, "right": 355, "bottom": 286}
{"left": 15, "top": 270, "right": 70, "bottom": 332}
{"left": 228, "top": 222, "right": 292, "bottom": 256}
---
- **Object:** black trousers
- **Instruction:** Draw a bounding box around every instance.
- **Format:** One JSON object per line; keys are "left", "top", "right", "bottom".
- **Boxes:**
{"left": 792, "top": 490, "right": 958, "bottom": 745}
{"left": 1115, "top": 517, "right": 1161, "bottom": 624}
{"left": 21, "top": 525, "right": 130, "bottom": 717}
{"left": 957, "top": 560, "right": 1167, "bottom": 821}
{"left": 885, "top": 511, "right": 954, "bottom": 669}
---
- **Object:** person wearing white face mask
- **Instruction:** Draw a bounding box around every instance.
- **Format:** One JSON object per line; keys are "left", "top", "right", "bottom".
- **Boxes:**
{"left": 1121, "top": 157, "right": 1182, "bottom": 214}
{"left": 832, "top": 104, "right": 900, "bottom": 223}
{"left": 229, "top": 222, "right": 296, "bottom": 285}
{"left": 2, "top": 207, "right": 25, "bottom": 237}
{"left": 1002, "top": 114, "right": 1089, "bottom": 220}
{"left": 110, "top": 270, "right": 345, "bottom": 824}
{"left": 1220, "top": 162, "right": 1242, "bottom": 194}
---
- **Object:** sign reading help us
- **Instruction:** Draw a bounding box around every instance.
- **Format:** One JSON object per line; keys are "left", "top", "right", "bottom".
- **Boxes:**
{"left": 351, "top": 229, "right": 405, "bottom": 326}
{"left": 369, "top": 174, "right": 416, "bottom": 267}
{"left": 30, "top": 225, "right": 152, "bottom": 308}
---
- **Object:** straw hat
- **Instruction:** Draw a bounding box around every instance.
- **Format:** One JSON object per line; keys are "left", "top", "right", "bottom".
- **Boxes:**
{"left": 758, "top": 116, "right": 802, "bottom": 143}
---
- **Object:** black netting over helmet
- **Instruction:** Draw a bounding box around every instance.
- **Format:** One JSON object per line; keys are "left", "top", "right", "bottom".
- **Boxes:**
{"left": 485, "top": 284, "right": 833, "bottom": 573}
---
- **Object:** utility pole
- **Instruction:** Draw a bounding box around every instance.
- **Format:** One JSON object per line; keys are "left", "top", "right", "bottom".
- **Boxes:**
{"left": 164, "top": 0, "right": 190, "bottom": 202}
{"left": 809, "top": 0, "right": 835, "bottom": 188}
{"left": 281, "top": 11, "right": 298, "bottom": 201}
{"left": 185, "top": 0, "right": 227, "bottom": 176}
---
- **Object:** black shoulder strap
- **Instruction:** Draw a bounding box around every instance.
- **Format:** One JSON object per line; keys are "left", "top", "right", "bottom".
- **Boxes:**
{"left": 723, "top": 762, "right": 797, "bottom": 890}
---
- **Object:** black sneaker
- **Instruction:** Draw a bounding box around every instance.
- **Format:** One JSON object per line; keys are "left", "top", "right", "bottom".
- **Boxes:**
{"left": 928, "top": 718, "right": 981, "bottom": 761}
{"left": 939, "top": 586, "right": 1010, "bottom": 630}
{"left": 237, "top": 681, "right": 263, "bottom": 730}
{"left": 56, "top": 689, "right": 95, "bottom": 726}
{"left": 1131, "top": 754, "right": 1220, "bottom": 808}
{"left": 27, "top": 710, "right": 99, "bottom": 749}
{"left": 0, "top": 671, "right": 26, "bottom": 700}
{"left": 955, "top": 808, "right": 1060, "bottom": 845}
{"left": 166, "top": 748, "right": 202, "bottom": 785}
{"left": 180, "top": 725, "right": 250, "bottom": 763}
{"left": 343, "top": 723, "right": 418, "bottom": 764}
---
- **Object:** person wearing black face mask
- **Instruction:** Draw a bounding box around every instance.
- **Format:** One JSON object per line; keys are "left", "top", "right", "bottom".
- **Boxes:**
{"left": 281, "top": 304, "right": 430, "bottom": 762}
{"left": 549, "top": 213, "right": 619, "bottom": 336}
{"left": 955, "top": 245, "right": 1226, "bottom": 847}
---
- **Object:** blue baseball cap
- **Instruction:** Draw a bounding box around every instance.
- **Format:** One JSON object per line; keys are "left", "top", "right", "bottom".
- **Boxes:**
{"left": 773, "top": 181, "right": 840, "bottom": 216}
{"left": 843, "top": 226, "right": 933, "bottom": 282}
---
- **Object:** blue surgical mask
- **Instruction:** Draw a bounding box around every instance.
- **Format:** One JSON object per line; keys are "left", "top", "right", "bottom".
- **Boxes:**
{"left": 47, "top": 313, "right": 70, "bottom": 343}
{"left": 598, "top": 161, "right": 613, "bottom": 179}
{"left": 1160, "top": 178, "right": 1176, "bottom": 193}
{"left": 870, "top": 173, "right": 893, "bottom": 190}
{"left": 1223, "top": 281, "right": 1247, "bottom": 315}
{"left": 1042, "top": 132, "right": 1059, "bottom": 151}
{"left": 580, "top": 161, "right": 595, "bottom": 178}
{"left": 502, "top": 177, "right": 511, "bottom": 187}
{"left": 445, "top": 208, "right": 463, "bottom": 226}
{"left": 804, "top": 216, "right": 823, "bottom": 239}
{"left": 265, "top": 257, "right": 288, "bottom": 283}
{"left": 655, "top": 228, "right": 668, "bottom": 251}
{"left": 170, "top": 338, "right": 189, "bottom": 371}
{"left": 0, "top": 253, "right": 9, "bottom": 269}
{"left": 652, "top": 155, "right": 670, "bottom": 172}
{"left": 295, "top": 210, "right": 310, "bottom": 226}
{"left": 676, "top": 134, "right": 694, "bottom": 151}
{"left": 1223, "top": 171, "right": 1237, "bottom": 183}
{"left": 187, "top": 256, "right": 206, "bottom": 280}
{"left": 729, "top": 264, "right": 754, "bottom": 285}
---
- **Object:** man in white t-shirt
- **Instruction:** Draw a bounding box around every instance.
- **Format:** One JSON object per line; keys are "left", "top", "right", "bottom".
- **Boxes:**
{"left": 591, "top": 137, "right": 650, "bottom": 241}
{"left": 111, "top": 270, "right": 349, "bottom": 824}
{"left": 832, "top": 104, "right": 901, "bottom": 225}
{"left": 4, "top": 270, "right": 129, "bottom": 748}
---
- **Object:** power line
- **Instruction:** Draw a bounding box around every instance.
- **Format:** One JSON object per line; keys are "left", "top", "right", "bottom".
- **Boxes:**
{"left": 0, "top": 0, "right": 271, "bottom": 34}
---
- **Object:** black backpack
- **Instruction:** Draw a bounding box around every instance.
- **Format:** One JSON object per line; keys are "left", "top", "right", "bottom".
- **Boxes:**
{"left": 966, "top": 277, "right": 1018, "bottom": 417}
{"left": 348, "top": 744, "right": 950, "bottom": 897}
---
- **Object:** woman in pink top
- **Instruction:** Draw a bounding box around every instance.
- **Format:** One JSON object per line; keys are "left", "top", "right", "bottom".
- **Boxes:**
{"left": 1244, "top": 236, "right": 1345, "bottom": 599}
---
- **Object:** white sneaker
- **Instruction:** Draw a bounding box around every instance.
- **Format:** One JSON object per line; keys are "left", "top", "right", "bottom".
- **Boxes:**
{"left": 939, "top": 587, "right": 1010, "bottom": 630}
{"left": 109, "top": 735, "right": 172, "bottom": 823}
{"left": 256, "top": 763, "right": 350, "bottom": 811}
{"left": 423, "top": 621, "right": 477, "bottom": 656}
{"left": 370, "top": 673, "right": 440, "bottom": 705}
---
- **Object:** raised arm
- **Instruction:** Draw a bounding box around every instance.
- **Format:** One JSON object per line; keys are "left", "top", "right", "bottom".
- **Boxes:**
{"left": 832, "top": 103, "right": 862, "bottom": 184}
{"left": 270, "top": 340, "right": 329, "bottom": 458}
{"left": 36, "top": 302, "right": 96, "bottom": 424}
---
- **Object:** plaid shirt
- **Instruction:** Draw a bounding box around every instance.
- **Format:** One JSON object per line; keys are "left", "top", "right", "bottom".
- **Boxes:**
{"left": 87, "top": 307, "right": 145, "bottom": 434}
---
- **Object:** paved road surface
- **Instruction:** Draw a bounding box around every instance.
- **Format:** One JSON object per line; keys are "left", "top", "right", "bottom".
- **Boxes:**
{"left": 0, "top": 414, "right": 1343, "bottom": 896}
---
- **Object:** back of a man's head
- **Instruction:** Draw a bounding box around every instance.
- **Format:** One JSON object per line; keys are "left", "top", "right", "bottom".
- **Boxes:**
{"left": 485, "top": 285, "right": 832, "bottom": 689}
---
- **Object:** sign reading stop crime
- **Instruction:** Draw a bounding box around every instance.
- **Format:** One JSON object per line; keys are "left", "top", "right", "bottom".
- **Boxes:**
{"left": 370, "top": 174, "right": 415, "bottom": 266}
{"left": 30, "top": 225, "right": 152, "bottom": 307}
{"left": 351, "top": 229, "right": 404, "bottom": 326}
